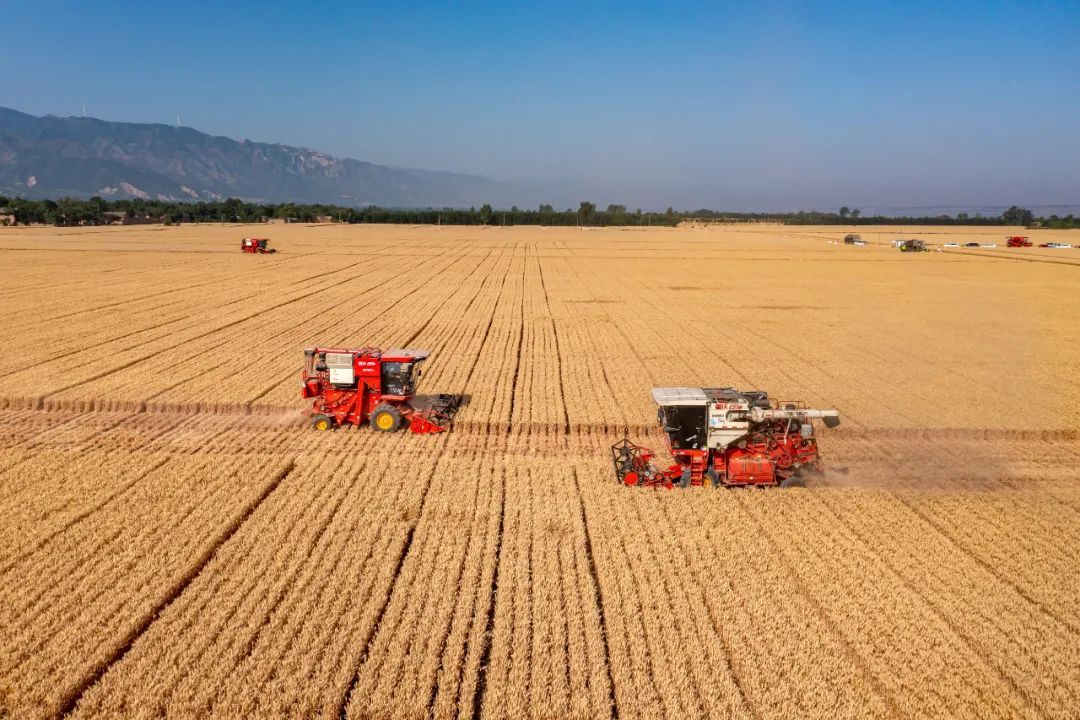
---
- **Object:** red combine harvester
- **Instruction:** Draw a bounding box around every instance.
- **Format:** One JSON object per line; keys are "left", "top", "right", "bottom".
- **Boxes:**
{"left": 301, "top": 347, "right": 461, "bottom": 432}
{"left": 1007, "top": 236, "right": 1032, "bottom": 247}
{"left": 612, "top": 387, "right": 841, "bottom": 488}
{"left": 241, "top": 238, "right": 275, "bottom": 254}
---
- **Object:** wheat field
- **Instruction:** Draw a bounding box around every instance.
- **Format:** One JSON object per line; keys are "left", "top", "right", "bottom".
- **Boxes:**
{"left": 1, "top": 222, "right": 1078, "bottom": 719}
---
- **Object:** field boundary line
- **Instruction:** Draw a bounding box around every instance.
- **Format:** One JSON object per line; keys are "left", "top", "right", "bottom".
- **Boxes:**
{"left": 58, "top": 458, "right": 297, "bottom": 718}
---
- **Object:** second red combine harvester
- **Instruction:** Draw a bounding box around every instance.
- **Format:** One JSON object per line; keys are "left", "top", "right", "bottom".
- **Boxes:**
{"left": 241, "top": 237, "right": 275, "bottom": 254}
{"left": 613, "top": 387, "right": 841, "bottom": 488}
{"left": 301, "top": 347, "right": 461, "bottom": 433}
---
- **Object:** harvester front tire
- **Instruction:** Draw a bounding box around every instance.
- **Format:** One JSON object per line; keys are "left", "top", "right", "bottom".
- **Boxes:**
{"left": 371, "top": 404, "right": 403, "bottom": 432}
{"left": 311, "top": 414, "right": 334, "bottom": 431}
{"left": 779, "top": 475, "right": 806, "bottom": 489}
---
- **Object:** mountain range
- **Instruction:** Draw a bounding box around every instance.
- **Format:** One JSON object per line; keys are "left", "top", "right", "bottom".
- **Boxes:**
{"left": 0, "top": 107, "right": 529, "bottom": 207}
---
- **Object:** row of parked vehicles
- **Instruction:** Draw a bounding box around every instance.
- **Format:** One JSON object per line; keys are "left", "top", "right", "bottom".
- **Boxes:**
{"left": 844, "top": 234, "right": 1074, "bottom": 250}
{"left": 943, "top": 236, "right": 1074, "bottom": 249}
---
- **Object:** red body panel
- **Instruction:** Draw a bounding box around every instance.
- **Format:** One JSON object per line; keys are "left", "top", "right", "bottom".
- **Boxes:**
{"left": 659, "top": 425, "right": 823, "bottom": 487}
{"left": 726, "top": 454, "right": 773, "bottom": 485}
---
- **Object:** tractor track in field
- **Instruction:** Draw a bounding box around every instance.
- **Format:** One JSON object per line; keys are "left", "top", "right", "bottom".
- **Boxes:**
{"left": 553, "top": 254, "right": 627, "bottom": 432}
{"left": 335, "top": 438, "right": 453, "bottom": 720}
{"left": 3, "top": 402, "right": 1080, "bottom": 450}
{"left": 893, "top": 496, "right": 1080, "bottom": 637}
{"left": 57, "top": 459, "right": 298, "bottom": 718}
{"left": 468, "top": 469, "right": 507, "bottom": 720}
{"left": 38, "top": 253, "right": 385, "bottom": 373}
{"left": 0, "top": 457, "right": 171, "bottom": 577}
{"left": 810, "top": 495, "right": 1040, "bottom": 714}
{"left": 733, "top": 493, "right": 901, "bottom": 718}
{"left": 456, "top": 243, "right": 518, "bottom": 430}
{"left": 536, "top": 247, "right": 571, "bottom": 436}
{"left": 939, "top": 248, "right": 1080, "bottom": 267}
{"left": 33, "top": 259, "right": 404, "bottom": 405}
{"left": 244, "top": 240, "right": 479, "bottom": 405}
{"left": 572, "top": 467, "right": 619, "bottom": 720}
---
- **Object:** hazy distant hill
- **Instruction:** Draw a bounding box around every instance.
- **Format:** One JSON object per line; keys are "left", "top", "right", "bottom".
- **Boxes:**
{"left": 0, "top": 107, "right": 526, "bottom": 207}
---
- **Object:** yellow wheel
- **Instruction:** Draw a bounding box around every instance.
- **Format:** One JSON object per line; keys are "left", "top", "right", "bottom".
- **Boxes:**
{"left": 370, "top": 404, "right": 403, "bottom": 432}
{"left": 311, "top": 414, "right": 333, "bottom": 431}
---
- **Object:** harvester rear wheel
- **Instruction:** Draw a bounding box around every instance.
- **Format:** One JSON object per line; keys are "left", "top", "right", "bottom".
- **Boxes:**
{"left": 371, "top": 404, "right": 403, "bottom": 432}
{"left": 311, "top": 414, "right": 334, "bottom": 431}
{"left": 779, "top": 474, "right": 805, "bottom": 488}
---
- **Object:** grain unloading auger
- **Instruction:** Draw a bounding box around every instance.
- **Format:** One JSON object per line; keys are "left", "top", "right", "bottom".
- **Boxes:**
{"left": 613, "top": 387, "right": 840, "bottom": 488}
{"left": 301, "top": 347, "right": 462, "bottom": 433}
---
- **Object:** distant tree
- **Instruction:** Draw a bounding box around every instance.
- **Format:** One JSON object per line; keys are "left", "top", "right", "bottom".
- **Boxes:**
{"left": 606, "top": 204, "right": 627, "bottom": 215}
{"left": 577, "top": 201, "right": 596, "bottom": 224}
{"left": 665, "top": 206, "right": 675, "bottom": 216}
{"left": 850, "top": 208, "right": 861, "bottom": 219}
{"left": 538, "top": 203, "right": 554, "bottom": 213}
{"left": 1001, "top": 205, "right": 1034, "bottom": 226}
{"left": 479, "top": 203, "right": 494, "bottom": 224}
{"left": 838, "top": 206, "right": 850, "bottom": 219}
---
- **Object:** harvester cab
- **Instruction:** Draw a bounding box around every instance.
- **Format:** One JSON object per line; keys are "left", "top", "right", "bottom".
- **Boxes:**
{"left": 613, "top": 387, "right": 840, "bottom": 488}
{"left": 301, "top": 347, "right": 461, "bottom": 433}
{"left": 241, "top": 238, "right": 275, "bottom": 254}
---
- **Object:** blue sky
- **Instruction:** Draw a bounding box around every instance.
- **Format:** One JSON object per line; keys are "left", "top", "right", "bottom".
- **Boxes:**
{"left": 2, "top": 1, "right": 1078, "bottom": 210}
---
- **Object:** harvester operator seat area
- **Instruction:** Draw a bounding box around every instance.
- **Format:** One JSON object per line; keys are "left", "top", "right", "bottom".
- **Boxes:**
{"left": 381, "top": 361, "right": 416, "bottom": 397}
{"left": 658, "top": 404, "right": 707, "bottom": 450}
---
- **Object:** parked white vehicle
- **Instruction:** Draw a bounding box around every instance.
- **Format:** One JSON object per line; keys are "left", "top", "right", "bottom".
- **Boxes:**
{"left": 981, "top": 243, "right": 997, "bottom": 248}
{"left": 943, "top": 242, "right": 960, "bottom": 247}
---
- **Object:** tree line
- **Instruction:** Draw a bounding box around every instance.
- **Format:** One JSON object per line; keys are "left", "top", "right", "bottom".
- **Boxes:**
{"left": 0, "top": 196, "right": 1076, "bottom": 229}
